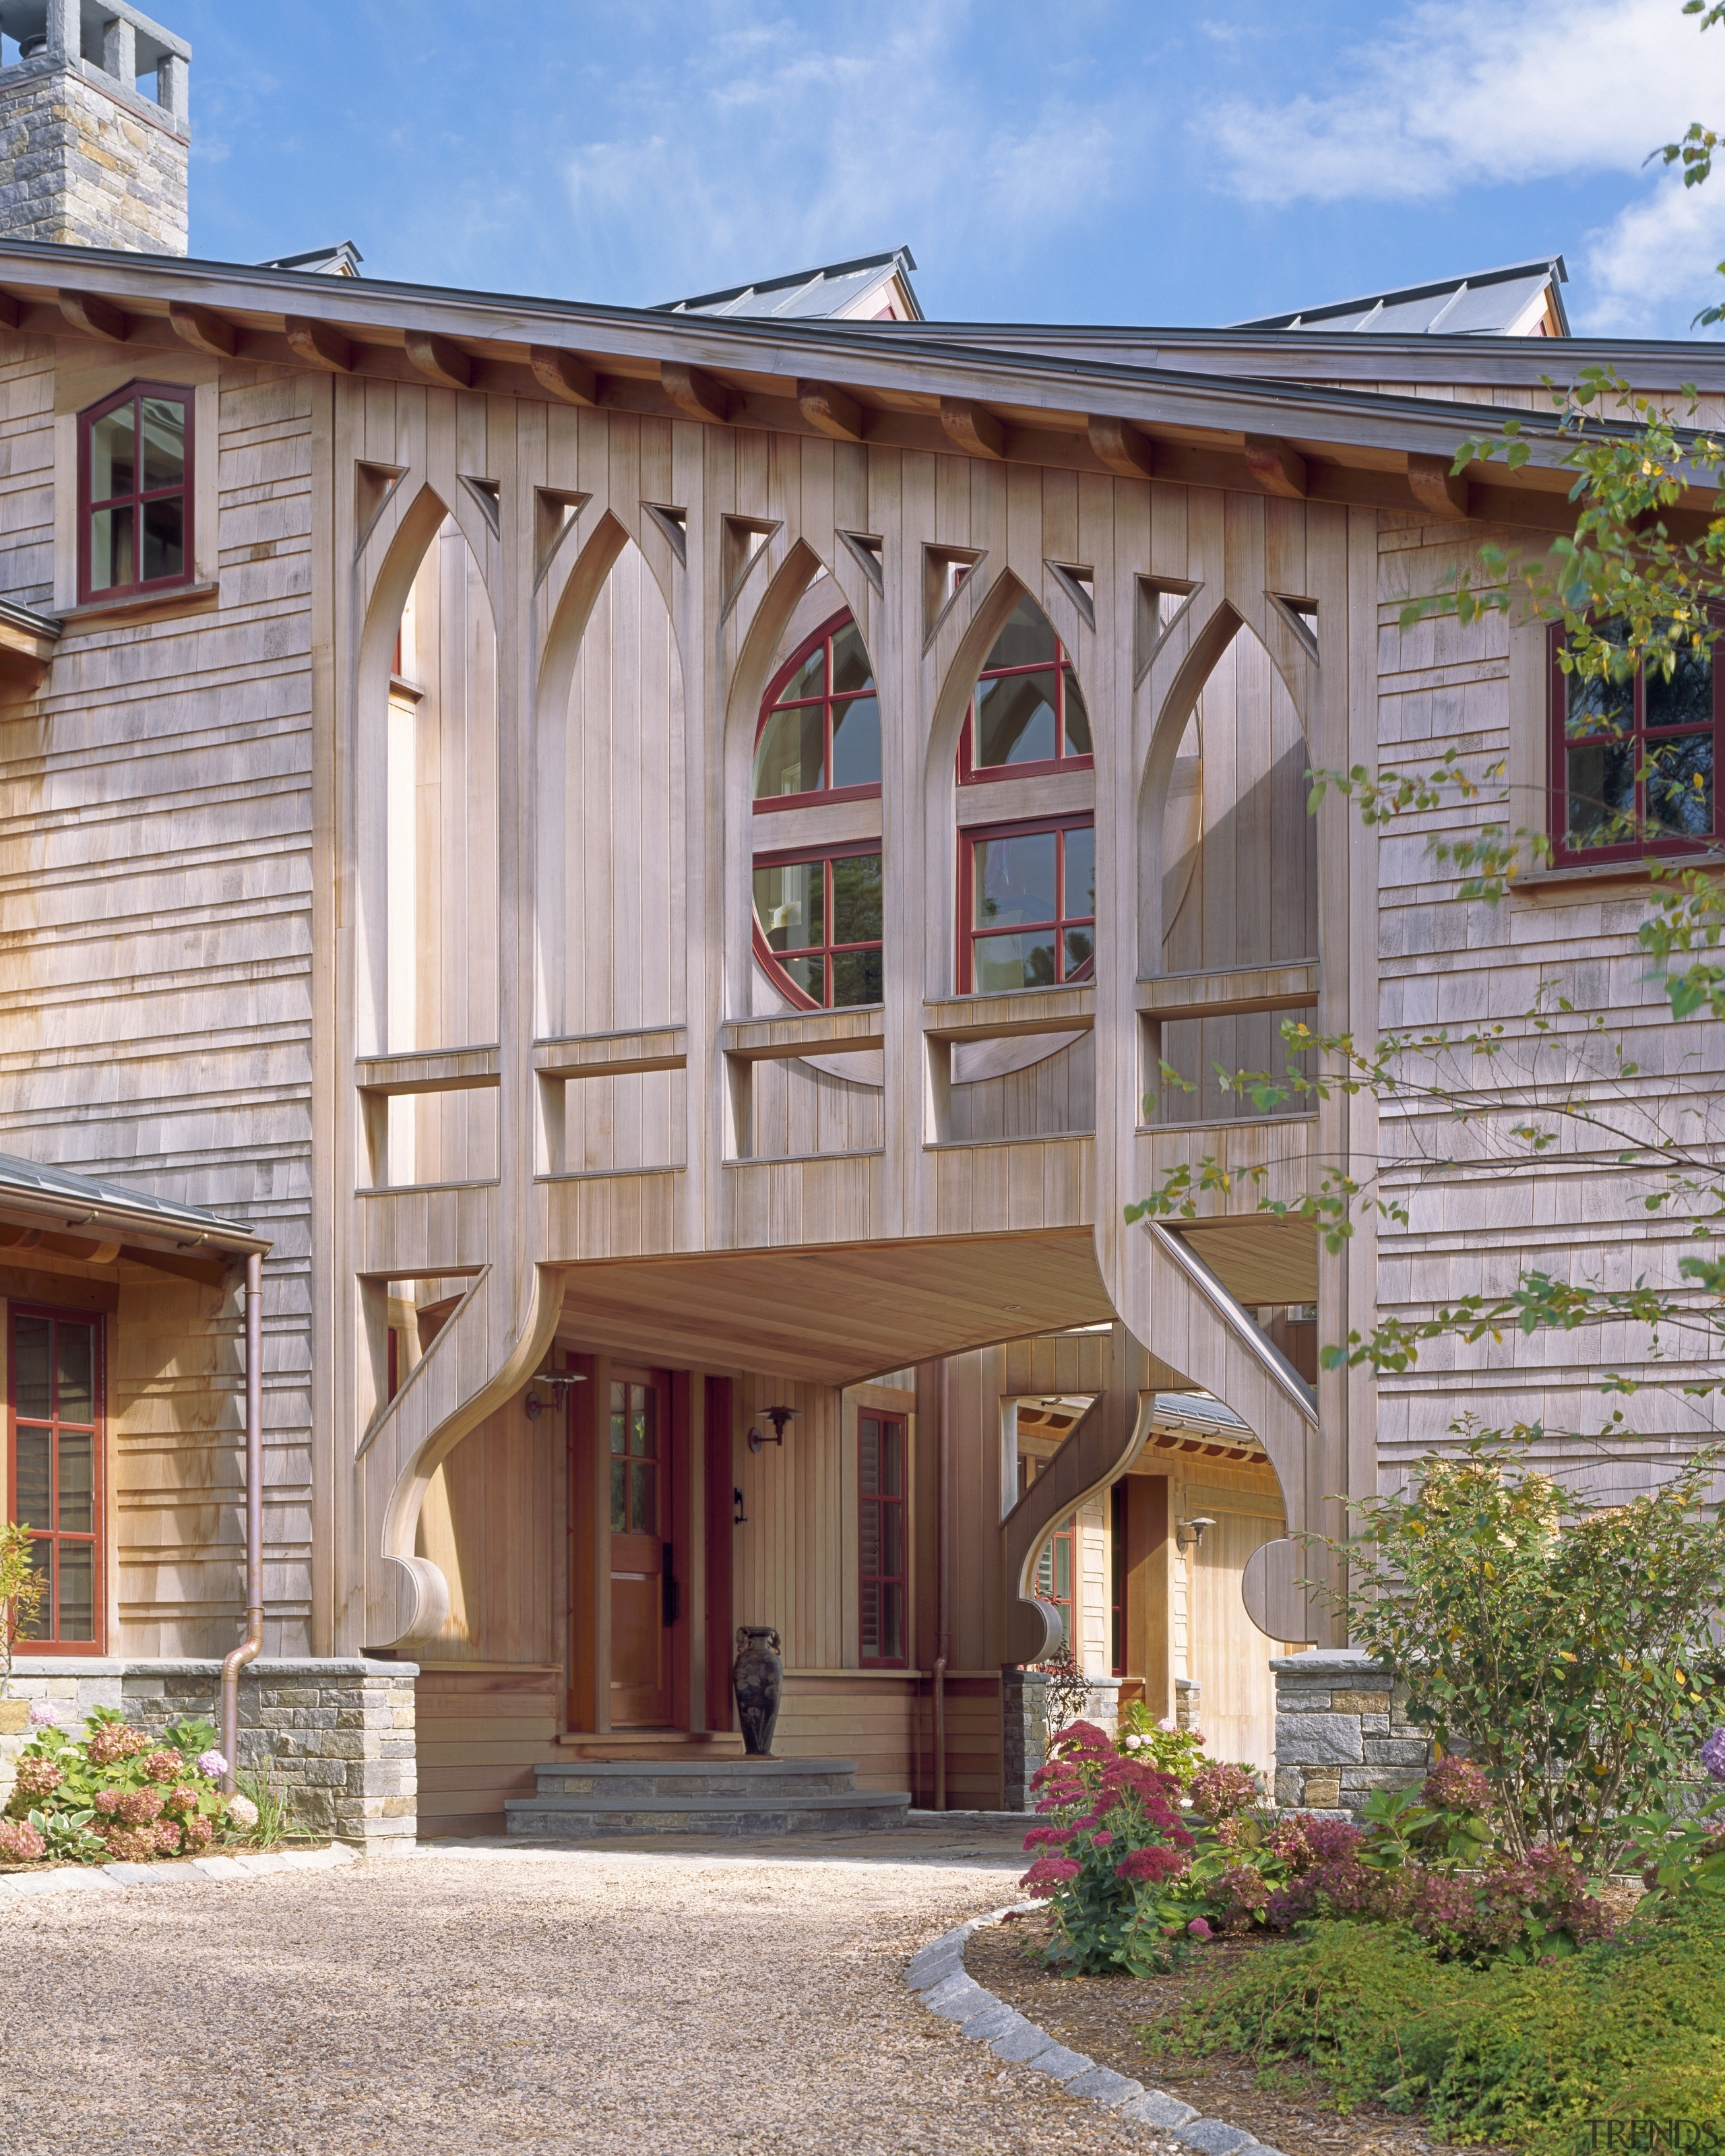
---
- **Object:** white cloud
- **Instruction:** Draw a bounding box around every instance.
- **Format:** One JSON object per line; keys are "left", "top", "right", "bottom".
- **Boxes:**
{"left": 1208, "top": 0, "right": 1707, "bottom": 205}
{"left": 561, "top": 5, "right": 1135, "bottom": 303}
{"left": 1579, "top": 171, "right": 1725, "bottom": 332}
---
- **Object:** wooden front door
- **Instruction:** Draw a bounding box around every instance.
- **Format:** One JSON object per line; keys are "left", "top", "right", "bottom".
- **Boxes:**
{"left": 608, "top": 1372, "right": 673, "bottom": 1726}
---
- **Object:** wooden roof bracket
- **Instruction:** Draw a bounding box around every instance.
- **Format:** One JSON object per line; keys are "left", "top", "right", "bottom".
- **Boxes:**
{"left": 661, "top": 362, "right": 732, "bottom": 424}
{"left": 939, "top": 398, "right": 1006, "bottom": 459}
{"left": 1243, "top": 435, "right": 1307, "bottom": 499}
{"left": 286, "top": 315, "right": 352, "bottom": 371}
{"left": 798, "top": 379, "right": 866, "bottom": 441}
{"left": 1088, "top": 414, "right": 1156, "bottom": 479}
{"left": 530, "top": 345, "right": 598, "bottom": 406}
{"left": 406, "top": 331, "right": 473, "bottom": 389}
{"left": 1407, "top": 451, "right": 1472, "bottom": 519}
{"left": 59, "top": 290, "right": 127, "bottom": 342}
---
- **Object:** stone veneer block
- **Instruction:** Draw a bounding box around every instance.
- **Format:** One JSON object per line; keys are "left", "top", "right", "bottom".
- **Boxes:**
{"left": 1271, "top": 1651, "right": 1430, "bottom": 1820}
{"left": 0, "top": 55, "right": 187, "bottom": 253}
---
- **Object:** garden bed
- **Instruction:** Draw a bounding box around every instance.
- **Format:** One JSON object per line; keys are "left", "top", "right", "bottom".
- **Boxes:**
{"left": 966, "top": 1909, "right": 1513, "bottom": 2156}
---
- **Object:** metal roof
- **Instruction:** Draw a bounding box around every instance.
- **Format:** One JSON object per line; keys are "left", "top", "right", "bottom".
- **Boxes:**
{"left": 258, "top": 241, "right": 364, "bottom": 278}
{"left": 1232, "top": 255, "right": 1569, "bottom": 337}
{"left": 656, "top": 245, "right": 923, "bottom": 323}
{"left": 0, "top": 1149, "right": 268, "bottom": 1253}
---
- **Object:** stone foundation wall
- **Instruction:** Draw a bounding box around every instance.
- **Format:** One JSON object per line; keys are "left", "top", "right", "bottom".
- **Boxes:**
{"left": 0, "top": 1659, "right": 416, "bottom": 1850}
{"left": 1271, "top": 1649, "right": 1429, "bottom": 1816}
{"left": 0, "top": 57, "right": 188, "bottom": 253}
{"left": 1001, "top": 1671, "right": 1121, "bottom": 1811}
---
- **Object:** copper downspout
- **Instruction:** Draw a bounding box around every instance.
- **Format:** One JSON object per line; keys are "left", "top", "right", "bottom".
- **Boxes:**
{"left": 933, "top": 1360, "right": 952, "bottom": 1812}
{"left": 219, "top": 1251, "right": 264, "bottom": 1795}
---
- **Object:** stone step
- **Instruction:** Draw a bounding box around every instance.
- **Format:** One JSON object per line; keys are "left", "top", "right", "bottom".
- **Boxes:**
{"left": 532, "top": 1758, "right": 861, "bottom": 1802}
{"left": 504, "top": 1789, "right": 911, "bottom": 1839}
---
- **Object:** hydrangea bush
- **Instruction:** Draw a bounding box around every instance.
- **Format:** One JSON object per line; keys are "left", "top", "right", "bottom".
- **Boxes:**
{"left": 2, "top": 1705, "right": 238, "bottom": 1866}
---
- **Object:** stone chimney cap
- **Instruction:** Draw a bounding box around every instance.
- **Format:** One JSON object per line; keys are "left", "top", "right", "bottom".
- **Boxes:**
{"left": 0, "top": 0, "right": 190, "bottom": 69}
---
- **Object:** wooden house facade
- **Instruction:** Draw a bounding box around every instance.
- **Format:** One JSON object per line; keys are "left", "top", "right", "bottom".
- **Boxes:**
{"left": 0, "top": 11, "right": 1716, "bottom": 1839}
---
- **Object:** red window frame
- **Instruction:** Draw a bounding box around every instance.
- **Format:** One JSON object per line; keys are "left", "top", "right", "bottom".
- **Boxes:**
{"left": 858, "top": 1410, "right": 907, "bottom": 1668}
{"left": 753, "top": 607, "right": 881, "bottom": 811}
{"left": 76, "top": 379, "right": 195, "bottom": 606}
{"left": 1110, "top": 1480, "right": 1127, "bottom": 1678}
{"left": 7, "top": 1303, "right": 105, "bottom": 1655}
{"left": 958, "top": 608, "right": 1093, "bottom": 786}
{"left": 1019, "top": 1453, "right": 1076, "bottom": 1663}
{"left": 958, "top": 812, "right": 1095, "bottom": 995}
{"left": 752, "top": 840, "right": 884, "bottom": 1012}
{"left": 1548, "top": 621, "right": 1723, "bottom": 865}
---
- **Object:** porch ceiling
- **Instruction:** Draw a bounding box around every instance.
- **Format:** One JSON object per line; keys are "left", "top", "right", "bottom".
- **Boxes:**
{"left": 553, "top": 1228, "right": 1182, "bottom": 1388}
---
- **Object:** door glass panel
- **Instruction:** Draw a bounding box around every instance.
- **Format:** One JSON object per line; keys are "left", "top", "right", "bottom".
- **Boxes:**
{"left": 140, "top": 398, "right": 185, "bottom": 488}
{"left": 13, "top": 1317, "right": 51, "bottom": 1422}
{"left": 631, "top": 1389, "right": 650, "bottom": 1457}
{"left": 880, "top": 1581, "right": 903, "bottom": 1663}
{"left": 57, "top": 1540, "right": 94, "bottom": 1641}
{"left": 90, "top": 402, "right": 136, "bottom": 499}
{"left": 14, "top": 1426, "right": 50, "bottom": 1529}
{"left": 57, "top": 1430, "right": 94, "bottom": 1534}
{"left": 610, "top": 1458, "right": 627, "bottom": 1532}
{"left": 18, "top": 1540, "right": 48, "bottom": 1640}
{"left": 631, "top": 1461, "right": 656, "bottom": 1535}
{"left": 57, "top": 1325, "right": 94, "bottom": 1425}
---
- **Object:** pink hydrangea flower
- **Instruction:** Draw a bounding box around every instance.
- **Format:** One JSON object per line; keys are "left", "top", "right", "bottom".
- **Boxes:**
{"left": 93, "top": 1789, "right": 121, "bottom": 1816}
{"left": 142, "top": 1749, "right": 184, "bottom": 1783}
{"left": 26, "top": 1701, "right": 58, "bottom": 1727}
{"left": 195, "top": 1749, "right": 228, "bottom": 1780}
{"left": 0, "top": 1818, "right": 45, "bottom": 1862}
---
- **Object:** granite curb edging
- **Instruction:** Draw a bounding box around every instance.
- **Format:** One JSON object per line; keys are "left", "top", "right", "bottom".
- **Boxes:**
{"left": 0, "top": 1844, "right": 360, "bottom": 1897}
{"left": 904, "top": 1905, "right": 1292, "bottom": 2156}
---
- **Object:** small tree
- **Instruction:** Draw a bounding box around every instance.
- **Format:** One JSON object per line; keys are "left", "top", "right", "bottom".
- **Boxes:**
{"left": 1305, "top": 1427, "right": 1725, "bottom": 1869}
{"left": 0, "top": 1523, "right": 44, "bottom": 1697}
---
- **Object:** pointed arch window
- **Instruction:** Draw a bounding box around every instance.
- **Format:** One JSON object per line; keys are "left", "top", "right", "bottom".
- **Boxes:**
{"left": 753, "top": 608, "right": 881, "bottom": 807}
{"left": 959, "top": 597, "right": 1092, "bottom": 784}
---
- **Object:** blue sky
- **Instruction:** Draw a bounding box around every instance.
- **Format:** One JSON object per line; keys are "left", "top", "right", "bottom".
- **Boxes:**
{"left": 166, "top": 0, "right": 1722, "bottom": 338}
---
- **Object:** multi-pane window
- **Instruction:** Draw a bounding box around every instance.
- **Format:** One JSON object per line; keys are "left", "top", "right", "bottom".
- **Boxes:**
{"left": 1550, "top": 623, "right": 1722, "bottom": 863}
{"left": 608, "top": 1378, "right": 660, "bottom": 1535}
{"left": 754, "top": 611, "right": 881, "bottom": 806}
{"left": 9, "top": 1308, "right": 101, "bottom": 1649}
{"left": 753, "top": 846, "right": 883, "bottom": 1009}
{"left": 858, "top": 1411, "right": 906, "bottom": 1666}
{"left": 960, "top": 598, "right": 1092, "bottom": 782}
{"left": 77, "top": 381, "right": 192, "bottom": 604}
{"left": 1036, "top": 1512, "right": 1075, "bottom": 1657}
{"left": 962, "top": 815, "right": 1094, "bottom": 993}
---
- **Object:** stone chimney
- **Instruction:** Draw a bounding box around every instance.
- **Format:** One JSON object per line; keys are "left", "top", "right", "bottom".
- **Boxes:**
{"left": 0, "top": 1, "right": 189, "bottom": 254}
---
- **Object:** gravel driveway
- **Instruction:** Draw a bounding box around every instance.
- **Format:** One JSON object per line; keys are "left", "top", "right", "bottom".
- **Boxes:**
{"left": 0, "top": 1829, "right": 1183, "bottom": 2155}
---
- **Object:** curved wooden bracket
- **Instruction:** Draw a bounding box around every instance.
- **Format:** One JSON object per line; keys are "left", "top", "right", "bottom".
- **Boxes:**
{"left": 285, "top": 317, "right": 352, "bottom": 373}
{"left": 59, "top": 290, "right": 126, "bottom": 343}
{"left": 1243, "top": 435, "right": 1307, "bottom": 499}
{"left": 406, "top": 331, "right": 473, "bottom": 390}
{"left": 1406, "top": 452, "right": 1471, "bottom": 519}
{"left": 530, "top": 345, "right": 598, "bottom": 406}
{"left": 661, "top": 361, "right": 732, "bottom": 424}
{"left": 940, "top": 398, "right": 1006, "bottom": 459}
{"left": 1088, "top": 414, "right": 1156, "bottom": 479}
{"left": 168, "top": 302, "right": 235, "bottom": 358}
{"left": 798, "top": 379, "right": 865, "bottom": 441}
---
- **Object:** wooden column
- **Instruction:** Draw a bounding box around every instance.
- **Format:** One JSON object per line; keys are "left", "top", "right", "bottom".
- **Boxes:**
{"left": 1125, "top": 1473, "right": 1172, "bottom": 1722}
{"left": 703, "top": 1376, "right": 734, "bottom": 1730}
{"left": 566, "top": 1351, "right": 609, "bottom": 1731}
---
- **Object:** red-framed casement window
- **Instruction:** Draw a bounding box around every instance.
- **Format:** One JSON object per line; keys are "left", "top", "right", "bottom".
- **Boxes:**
{"left": 753, "top": 843, "right": 883, "bottom": 1010}
{"left": 958, "top": 596, "right": 1092, "bottom": 784}
{"left": 960, "top": 813, "right": 1095, "bottom": 994}
{"left": 8, "top": 1305, "right": 104, "bottom": 1652}
{"left": 1548, "top": 620, "right": 1722, "bottom": 864}
{"left": 753, "top": 610, "right": 881, "bottom": 808}
{"left": 858, "top": 1410, "right": 906, "bottom": 1667}
{"left": 77, "top": 381, "right": 193, "bottom": 606}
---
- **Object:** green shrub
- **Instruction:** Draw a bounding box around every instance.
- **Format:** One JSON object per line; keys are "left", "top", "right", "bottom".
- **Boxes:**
{"left": 1154, "top": 1899, "right": 1725, "bottom": 2154}
{"left": 11, "top": 1705, "right": 237, "bottom": 1863}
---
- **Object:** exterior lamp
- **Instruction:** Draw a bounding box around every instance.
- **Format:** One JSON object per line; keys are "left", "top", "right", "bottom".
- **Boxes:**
{"left": 1175, "top": 1514, "right": 1217, "bottom": 1555}
{"left": 524, "top": 1369, "right": 587, "bottom": 1422}
{"left": 748, "top": 1404, "right": 800, "bottom": 1453}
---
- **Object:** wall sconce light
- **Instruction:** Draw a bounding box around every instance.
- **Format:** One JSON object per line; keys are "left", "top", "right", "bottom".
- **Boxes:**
{"left": 747, "top": 1404, "right": 799, "bottom": 1453}
{"left": 1175, "top": 1514, "right": 1217, "bottom": 1555}
{"left": 733, "top": 1486, "right": 748, "bottom": 1525}
{"left": 524, "top": 1369, "right": 587, "bottom": 1422}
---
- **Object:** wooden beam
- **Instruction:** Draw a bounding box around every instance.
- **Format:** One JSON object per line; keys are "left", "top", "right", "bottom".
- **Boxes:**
{"left": 116, "top": 1242, "right": 229, "bottom": 1288}
{"left": 529, "top": 344, "right": 598, "bottom": 406}
{"left": 1243, "top": 435, "right": 1307, "bottom": 499}
{"left": 167, "top": 300, "right": 235, "bottom": 358}
{"left": 405, "top": 330, "right": 472, "bottom": 389}
{"left": 1087, "top": 414, "right": 1156, "bottom": 479}
{"left": 284, "top": 315, "right": 352, "bottom": 372}
{"left": 0, "top": 291, "right": 22, "bottom": 331}
{"left": 59, "top": 290, "right": 126, "bottom": 342}
{"left": 797, "top": 379, "right": 865, "bottom": 441}
{"left": 660, "top": 361, "right": 732, "bottom": 424}
{"left": 1407, "top": 451, "right": 1472, "bottom": 519}
{"left": 939, "top": 397, "right": 1005, "bottom": 459}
